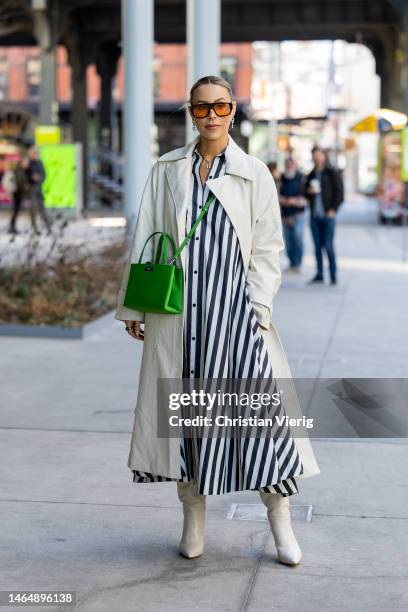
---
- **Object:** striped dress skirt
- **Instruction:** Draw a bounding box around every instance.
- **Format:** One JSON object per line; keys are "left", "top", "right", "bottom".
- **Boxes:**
{"left": 133, "top": 145, "right": 304, "bottom": 496}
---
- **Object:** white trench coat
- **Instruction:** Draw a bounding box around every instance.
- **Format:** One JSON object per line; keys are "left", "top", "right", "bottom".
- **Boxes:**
{"left": 115, "top": 134, "right": 320, "bottom": 482}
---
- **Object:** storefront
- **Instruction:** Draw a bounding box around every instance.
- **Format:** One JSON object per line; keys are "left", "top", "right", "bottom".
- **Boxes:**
{"left": 351, "top": 108, "right": 408, "bottom": 224}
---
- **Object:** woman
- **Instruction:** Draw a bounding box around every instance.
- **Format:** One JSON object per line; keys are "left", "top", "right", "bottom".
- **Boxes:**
{"left": 115, "top": 75, "right": 320, "bottom": 565}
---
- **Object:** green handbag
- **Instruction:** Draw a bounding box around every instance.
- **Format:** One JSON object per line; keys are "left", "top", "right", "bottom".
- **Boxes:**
{"left": 123, "top": 192, "right": 216, "bottom": 314}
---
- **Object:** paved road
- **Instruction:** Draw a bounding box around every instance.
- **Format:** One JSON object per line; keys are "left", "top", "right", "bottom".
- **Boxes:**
{"left": 1, "top": 200, "right": 407, "bottom": 611}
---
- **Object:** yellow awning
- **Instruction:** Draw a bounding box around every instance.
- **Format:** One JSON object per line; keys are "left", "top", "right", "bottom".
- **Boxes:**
{"left": 351, "top": 108, "right": 407, "bottom": 133}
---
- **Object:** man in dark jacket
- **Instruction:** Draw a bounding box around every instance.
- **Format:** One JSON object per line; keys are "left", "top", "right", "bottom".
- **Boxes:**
{"left": 304, "top": 146, "right": 344, "bottom": 285}
{"left": 27, "top": 147, "right": 52, "bottom": 235}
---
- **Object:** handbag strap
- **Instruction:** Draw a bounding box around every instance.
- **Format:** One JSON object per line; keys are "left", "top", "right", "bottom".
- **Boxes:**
{"left": 169, "top": 192, "right": 216, "bottom": 264}
{"left": 138, "top": 191, "right": 216, "bottom": 265}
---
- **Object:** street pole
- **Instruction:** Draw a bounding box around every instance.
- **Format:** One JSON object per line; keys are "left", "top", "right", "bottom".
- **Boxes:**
{"left": 32, "top": 0, "right": 58, "bottom": 125}
{"left": 186, "top": 0, "right": 221, "bottom": 144}
{"left": 328, "top": 41, "right": 339, "bottom": 167}
{"left": 267, "top": 43, "right": 280, "bottom": 163}
{"left": 121, "top": 0, "right": 154, "bottom": 238}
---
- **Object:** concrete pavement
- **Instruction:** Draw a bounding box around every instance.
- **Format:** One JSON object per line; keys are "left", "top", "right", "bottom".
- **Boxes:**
{"left": 1, "top": 200, "right": 407, "bottom": 611}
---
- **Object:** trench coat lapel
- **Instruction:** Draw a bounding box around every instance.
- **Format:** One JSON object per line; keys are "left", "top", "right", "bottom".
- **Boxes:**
{"left": 165, "top": 154, "right": 190, "bottom": 223}
{"left": 164, "top": 135, "right": 256, "bottom": 269}
{"left": 204, "top": 174, "right": 252, "bottom": 271}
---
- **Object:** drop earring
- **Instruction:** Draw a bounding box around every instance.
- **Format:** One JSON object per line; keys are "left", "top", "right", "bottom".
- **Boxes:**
{"left": 192, "top": 122, "right": 197, "bottom": 131}
{"left": 229, "top": 117, "right": 235, "bottom": 130}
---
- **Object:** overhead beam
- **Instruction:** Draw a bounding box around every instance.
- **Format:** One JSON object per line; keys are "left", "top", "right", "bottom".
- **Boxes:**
{"left": 0, "top": 2, "right": 402, "bottom": 48}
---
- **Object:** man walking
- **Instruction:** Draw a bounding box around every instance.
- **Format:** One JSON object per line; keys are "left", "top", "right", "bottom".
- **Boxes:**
{"left": 27, "top": 147, "right": 52, "bottom": 235}
{"left": 279, "top": 157, "right": 307, "bottom": 273}
{"left": 304, "top": 146, "right": 343, "bottom": 285}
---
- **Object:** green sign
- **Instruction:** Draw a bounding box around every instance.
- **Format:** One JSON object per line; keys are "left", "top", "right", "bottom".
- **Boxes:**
{"left": 401, "top": 128, "right": 408, "bottom": 181}
{"left": 40, "top": 144, "right": 77, "bottom": 208}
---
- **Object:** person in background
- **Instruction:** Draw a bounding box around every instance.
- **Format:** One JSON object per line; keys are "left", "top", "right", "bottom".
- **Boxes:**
{"left": 1, "top": 160, "right": 17, "bottom": 233}
{"left": 5, "top": 157, "right": 30, "bottom": 235}
{"left": 27, "top": 147, "right": 52, "bottom": 235}
{"left": 304, "top": 146, "right": 344, "bottom": 285}
{"left": 377, "top": 165, "right": 404, "bottom": 224}
{"left": 279, "top": 157, "right": 307, "bottom": 273}
{"left": 267, "top": 161, "right": 281, "bottom": 195}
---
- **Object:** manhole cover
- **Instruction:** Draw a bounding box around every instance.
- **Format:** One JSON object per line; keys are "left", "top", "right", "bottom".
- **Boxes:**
{"left": 226, "top": 503, "right": 313, "bottom": 522}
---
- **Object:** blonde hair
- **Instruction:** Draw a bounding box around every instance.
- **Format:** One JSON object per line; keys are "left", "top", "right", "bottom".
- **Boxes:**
{"left": 188, "top": 75, "right": 235, "bottom": 105}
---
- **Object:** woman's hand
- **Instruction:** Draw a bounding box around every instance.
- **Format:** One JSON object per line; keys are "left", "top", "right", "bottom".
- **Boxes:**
{"left": 124, "top": 320, "right": 144, "bottom": 341}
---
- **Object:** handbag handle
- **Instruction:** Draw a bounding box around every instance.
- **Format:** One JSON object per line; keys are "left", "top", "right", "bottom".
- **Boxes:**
{"left": 154, "top": 233, "right": 177, "bottom": 264}
{"left": 138, "top": 231, "right": 177, "bottom": 264}
{"left": 154, "top": 234, "right": 168, "bottom": 264}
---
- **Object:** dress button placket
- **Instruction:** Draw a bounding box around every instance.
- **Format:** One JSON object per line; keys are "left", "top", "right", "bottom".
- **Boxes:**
{"left": 190, "top": 162, "right": 202, "bottom": 378}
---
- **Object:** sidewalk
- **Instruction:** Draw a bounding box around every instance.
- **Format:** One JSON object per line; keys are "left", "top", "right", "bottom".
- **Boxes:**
{"left": 1, "top": 201, "right": 407, "bottom": 611}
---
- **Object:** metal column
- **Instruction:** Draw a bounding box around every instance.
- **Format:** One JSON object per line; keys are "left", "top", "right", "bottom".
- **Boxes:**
{"left": 122, "top": 0, "right": 154, "bottom": 233}
{"left": 32, "top": 0, "right": 58, "bottom": 125}
{"left": 186, "top": 0, "right": 221, "bottom": 143}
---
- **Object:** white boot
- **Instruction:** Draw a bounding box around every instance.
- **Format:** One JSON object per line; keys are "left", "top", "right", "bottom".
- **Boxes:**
{"left": 176, "top": 480, "right": 206, "bottom": 559}
{"left": 259, "top": 490, "right": 302, "bottom": 566}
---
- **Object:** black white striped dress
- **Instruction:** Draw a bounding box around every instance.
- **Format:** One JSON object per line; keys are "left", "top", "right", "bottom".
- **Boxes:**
{"left": 133, "top": 143, "right": 304, "bottom": 496}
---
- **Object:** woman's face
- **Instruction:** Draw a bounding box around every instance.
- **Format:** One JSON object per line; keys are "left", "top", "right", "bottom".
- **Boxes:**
{"left": 188, "top": 83, "right": 236, "bottom": 141}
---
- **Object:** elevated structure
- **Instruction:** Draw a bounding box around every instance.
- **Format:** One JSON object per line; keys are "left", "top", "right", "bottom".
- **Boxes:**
{"left": 0, "top": 0, "right": 406, "bottom": 211}
{"left": 0, "top": 1, "right": 405, "bottom": 108}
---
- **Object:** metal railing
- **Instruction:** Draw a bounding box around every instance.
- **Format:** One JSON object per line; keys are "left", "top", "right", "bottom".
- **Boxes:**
{"left": 88, "top": 146, "right": 124, "bottom": 209}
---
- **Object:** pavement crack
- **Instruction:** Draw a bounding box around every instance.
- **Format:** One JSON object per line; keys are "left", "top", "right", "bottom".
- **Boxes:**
{"left": 1, "top": 499, "right": 407, "bottom": 521}
{"left": 66, "top": 558, "right": 255, "bottom": 611}
{"left": 241, "top": 530, "right": 270, "bottom": 612}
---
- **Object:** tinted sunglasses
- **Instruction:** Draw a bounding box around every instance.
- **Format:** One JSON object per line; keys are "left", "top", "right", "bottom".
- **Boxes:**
{"left": 190, "top": 102, "right": 233, "bottom": 118}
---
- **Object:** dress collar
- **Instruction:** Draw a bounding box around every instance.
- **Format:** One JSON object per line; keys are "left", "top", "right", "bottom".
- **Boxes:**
{"left": 158, "top": 134, "right": 256, "bottom": 181}
{"left": 193, "top": 141, "right": 228, "bottom": 160}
